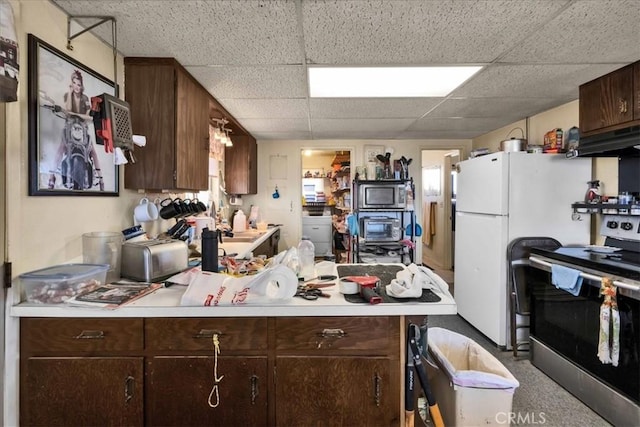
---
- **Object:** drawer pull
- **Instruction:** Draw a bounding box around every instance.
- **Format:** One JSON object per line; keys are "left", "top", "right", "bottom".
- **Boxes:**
{"left": 194, "top": 329, "right": 223, "bottom": 339}
{"left": 74, "top": 330, "right": 105, "bottom": 340}
{"left": 124, "top": 375, "right": 135, "bottom": 403}
{"left": 316, "top": 328, "right": 347, "bottom": 349}
{"left": 250, "top": 375, "right": 259, "bottom": 405}
{"left": 319, "top": 328, "right": 346, "bottom": 339}
{"left": 373, "top": 374, "right": 381, "bottom": 407}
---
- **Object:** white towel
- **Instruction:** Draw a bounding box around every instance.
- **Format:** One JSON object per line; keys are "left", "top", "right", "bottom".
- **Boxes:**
{"left": 597, "top": 278, "right": 620, "bottom": 367}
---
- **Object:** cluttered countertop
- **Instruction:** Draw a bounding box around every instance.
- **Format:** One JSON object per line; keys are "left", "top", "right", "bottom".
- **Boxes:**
{"left": 10, "top": 258, "right": 456, "bottom": 318}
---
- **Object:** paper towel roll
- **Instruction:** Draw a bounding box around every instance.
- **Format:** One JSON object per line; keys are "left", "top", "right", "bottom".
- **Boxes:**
{"left": 248, "top": 265, "right": 298, "bottom": 299}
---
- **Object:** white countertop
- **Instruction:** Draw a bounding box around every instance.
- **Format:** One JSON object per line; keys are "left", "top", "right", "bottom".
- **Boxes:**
{"left": 10, "top": 264, "right": 457, "bottom": 318}
{"left": 218, "top": 226, "right": 278, "bottom": 259}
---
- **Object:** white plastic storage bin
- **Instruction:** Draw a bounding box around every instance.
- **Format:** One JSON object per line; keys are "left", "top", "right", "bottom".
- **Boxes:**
{"left": 19, "top": 263, "right": 109, "bottom": 304}
{"left": 426, "top": 327, "right": 520, "bottom": 427}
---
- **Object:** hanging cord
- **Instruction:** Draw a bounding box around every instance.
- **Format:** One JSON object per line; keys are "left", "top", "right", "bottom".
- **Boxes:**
{"left": 208, "top": 333, "right": 225, "bottom": 408}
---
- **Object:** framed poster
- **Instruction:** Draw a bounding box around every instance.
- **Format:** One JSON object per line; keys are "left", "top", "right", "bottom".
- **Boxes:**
{"left": 27, "top": 34, "right": 118, "bottom": 196}
{"left": 364, "top": 145, "right": 384, "bottom": 164}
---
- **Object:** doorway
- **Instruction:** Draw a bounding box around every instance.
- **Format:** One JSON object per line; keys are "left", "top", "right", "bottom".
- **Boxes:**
{"left": 421, "top": 149, "right": 459, "bottom": 274}
{"left": 301, "top": 149, "right": 351, "bottom": 261}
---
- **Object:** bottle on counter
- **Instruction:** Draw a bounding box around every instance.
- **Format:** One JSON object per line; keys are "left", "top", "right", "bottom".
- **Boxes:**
{"left": 297, "top": 236, "right": 316, "bottom": 281}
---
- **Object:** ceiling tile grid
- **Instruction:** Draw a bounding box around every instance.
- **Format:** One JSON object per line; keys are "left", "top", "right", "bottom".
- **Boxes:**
{"left": 52, "top": 0, "right": 640, "bottom": 141}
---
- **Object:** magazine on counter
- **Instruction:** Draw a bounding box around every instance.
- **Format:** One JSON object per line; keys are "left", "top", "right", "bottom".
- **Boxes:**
{"left": 66, "top": 281, "right": 163, "bottom": 309}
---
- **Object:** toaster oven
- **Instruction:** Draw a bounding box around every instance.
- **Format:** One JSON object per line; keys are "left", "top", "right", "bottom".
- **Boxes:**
{"left": 361, "top": 217, "right": 401, "bottom": 242}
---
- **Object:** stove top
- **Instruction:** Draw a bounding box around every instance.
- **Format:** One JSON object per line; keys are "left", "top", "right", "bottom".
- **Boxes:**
{"left": 530, "top": 246, "right": 640, "bottom": 282}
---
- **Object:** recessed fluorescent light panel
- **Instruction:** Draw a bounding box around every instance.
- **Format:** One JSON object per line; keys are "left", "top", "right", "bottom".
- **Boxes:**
{"left": 308, "top": 66, "right": 482, "bottom": 98}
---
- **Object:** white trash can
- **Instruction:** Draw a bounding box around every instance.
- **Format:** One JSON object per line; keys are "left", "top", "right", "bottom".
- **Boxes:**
{"left": 426, "top": 327, "right": 520, "bottom": 427}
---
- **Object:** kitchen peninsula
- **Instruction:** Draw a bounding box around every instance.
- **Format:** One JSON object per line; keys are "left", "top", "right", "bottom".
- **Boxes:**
{"left": 12, "top": 261, "right": 455, "bottom": 427}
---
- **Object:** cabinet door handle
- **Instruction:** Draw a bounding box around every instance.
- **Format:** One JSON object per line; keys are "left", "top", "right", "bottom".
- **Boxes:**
{"left": 619, "top": 98, "right": 628, "bottom": 114}
{"left": 373, "top": 374, "right": 381, "bottom": 407}
{"left": 194, "top": 329, "right": 223, "bottom": 339}
{"left": 73, "top": 330, "right": 105, "bottom": 340}
{"left": 250, "top": 375, "right": 259, "bottom": 405}
{"left": 124, "top": 375, "right": 135, "bottom": 403}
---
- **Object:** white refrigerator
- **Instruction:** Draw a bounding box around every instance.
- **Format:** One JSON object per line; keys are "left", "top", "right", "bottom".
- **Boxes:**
{"left": 453, "top": 151, "right": 590, "bottom": 347}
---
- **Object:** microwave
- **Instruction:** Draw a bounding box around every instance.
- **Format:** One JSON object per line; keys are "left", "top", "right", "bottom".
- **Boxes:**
{"left": 361, "top": 217, "right": 401, "bottom": 242}
{"left": 358, "top": 182, "right": 407, "bottom": 209}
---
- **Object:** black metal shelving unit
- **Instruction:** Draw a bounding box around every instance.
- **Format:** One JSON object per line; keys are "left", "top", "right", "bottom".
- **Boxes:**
{"left": 352, "top": 178, "right": 416, "bottom": 264}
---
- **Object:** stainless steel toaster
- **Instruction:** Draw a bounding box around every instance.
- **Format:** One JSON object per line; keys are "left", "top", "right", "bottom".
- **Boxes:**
{"left": 120, "top": 239, "right": 189, "bottom": 282}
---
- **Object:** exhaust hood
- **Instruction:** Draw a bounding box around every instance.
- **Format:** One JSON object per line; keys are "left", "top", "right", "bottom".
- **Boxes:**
{"left": 566, "top": 125, "right": 640, "bottom": 158}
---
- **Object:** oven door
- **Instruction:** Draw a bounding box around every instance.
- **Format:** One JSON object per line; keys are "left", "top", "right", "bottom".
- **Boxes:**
{"left": 527, "top": 257, "right": 640, "bottom": 405}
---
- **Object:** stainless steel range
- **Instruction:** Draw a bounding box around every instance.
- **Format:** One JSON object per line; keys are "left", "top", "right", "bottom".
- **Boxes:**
{"left": 527, "top": 215, "right": 640, "bottom": 426}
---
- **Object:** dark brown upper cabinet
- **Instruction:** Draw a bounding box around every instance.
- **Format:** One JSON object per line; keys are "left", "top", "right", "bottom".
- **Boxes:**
{"left": 124, "top": 58, "right": 209, "bottom": 191}
{"left": 579, "top": 60, "right": 640, "bottom": 137}
{"left": 225, "top": 134, "right": 257, "bottom": 195}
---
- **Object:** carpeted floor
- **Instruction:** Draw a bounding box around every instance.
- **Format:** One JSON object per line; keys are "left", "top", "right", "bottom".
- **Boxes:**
{"left": 424, "top": 267, "right": 611, "bottom": 427}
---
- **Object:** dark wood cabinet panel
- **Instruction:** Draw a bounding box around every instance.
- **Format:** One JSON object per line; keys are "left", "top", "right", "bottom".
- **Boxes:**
{"left": 275, "top": 357, "right": 400, "bottom": 427}
{"left": 21, "top": 317, "right": 143, "bottom": 353}
{"left": 275, "top": 316, "right": 396, "bottom": 354}
{"left": 146, "top": 356, "right": 268, "bottom": 426}
{"left": 124, "top": 58, "right": 209, "bottom": 191}
{"left": 145, "top": 317, "right": 268, "bottom": 352}
{"left": 225, "top": 134, "right": 257, "bottom": 195}
{"left": 21, "top": 357, "right": 143, "bottom": 427}
{"left": 579, "top": 62, "right": 638, "bottom": 135}
{"left": 634, "top": 62, "right": 640, "bottom": 120}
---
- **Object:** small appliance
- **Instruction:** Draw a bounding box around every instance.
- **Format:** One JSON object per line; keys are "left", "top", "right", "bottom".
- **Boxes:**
{"left": 357, "top": 181, "right": 406, "bottom": 210}
{"left": 361, "top": 217, "right": 401, "bottom": 242}
{"left": 120, "top": 239, "right": 188, "bottom": 282}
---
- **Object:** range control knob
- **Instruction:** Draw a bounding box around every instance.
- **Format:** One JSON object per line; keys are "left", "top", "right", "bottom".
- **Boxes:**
{"left": 607, "top": 221, "right": 619, "bottom": 229}
{"left": 620, "top": 222, "right": 633, "bottom": 231}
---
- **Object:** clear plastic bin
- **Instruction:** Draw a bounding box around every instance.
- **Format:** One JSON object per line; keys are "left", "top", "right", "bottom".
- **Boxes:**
{"left": 426, "top": 327, "right": 520, "bottom": 426}
{"left": 20, "top": 263, "right": 109, "bottom": 304}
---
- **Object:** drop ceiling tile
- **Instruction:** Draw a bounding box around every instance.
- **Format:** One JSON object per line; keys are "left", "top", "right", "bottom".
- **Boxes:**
{"left": 239, "top": 118, "right": 310, "bottom": 133}
{"left": 309, "top": 98, "right": 443, "bottom": 119}
{"left": 56, "top": 0, "right": 301, "bottom": 65}
{"left": 399, "top": 130, "right": 480, "bottom": 140}
{"left": 187, "top": 65, "right": 307, "bottom": 99}
{"left": 311, "top": 130, "right": 403, "bottom": 140}
{"left": 408, "top": 117, "right": 512, "bottom": 133}
{"left": 452, "top": 64, "right": 628, "bottom": 98}
{"left": 501, "top": 0, "right": 640, "bottom": 63}
{"left": 311, "top": 118, "right": 416, "bottom": 133}
{"left": 219, "top": 99, "right": 309, "bottom": 119}
{"left": 302, "top": 0, "right": 565, "bottom": 64}
{"left": 428, "top": 97, "right": 565, "bottom": 119}
{"left": 254, "top": 132, "right": 313, "bottom": 140}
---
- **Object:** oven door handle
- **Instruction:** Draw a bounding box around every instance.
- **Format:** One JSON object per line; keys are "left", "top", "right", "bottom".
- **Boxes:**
{"left": 529, "top": 256, "right": 640, "bottom": 292}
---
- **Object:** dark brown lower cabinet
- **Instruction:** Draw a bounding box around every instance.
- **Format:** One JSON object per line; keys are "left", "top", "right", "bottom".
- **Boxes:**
{"left": 20, "top": 316, "right": 401, "bottom": 426}
{"left": 146, "top": 356, "right": 268, "bottom": 426}
{"left": 21, "top": 357, "right": 144, "bottom": 426}
{"left": 275, "top": 357, "right": 397, "bottom": 427}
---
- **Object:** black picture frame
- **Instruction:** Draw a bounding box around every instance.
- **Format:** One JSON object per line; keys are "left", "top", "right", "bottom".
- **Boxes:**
{"left": 27, "top": 34, "right": 119, "bottom": 196}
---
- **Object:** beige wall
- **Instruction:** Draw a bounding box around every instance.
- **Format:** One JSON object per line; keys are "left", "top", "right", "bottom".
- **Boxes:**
{"left": 5, "top": 0, "right": 143, "bottom": 284}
